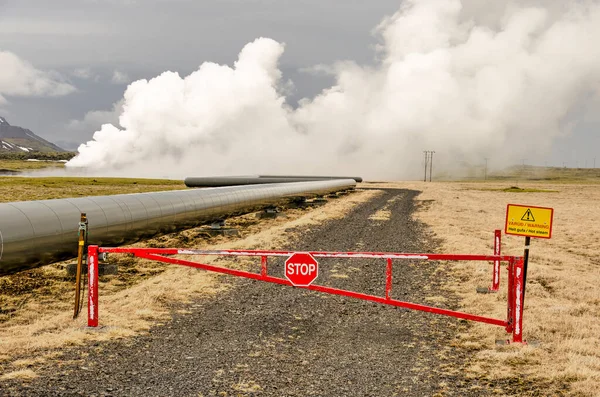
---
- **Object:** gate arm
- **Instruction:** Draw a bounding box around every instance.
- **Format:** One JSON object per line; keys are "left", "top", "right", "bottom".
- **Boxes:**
{"left": 134, "top": 252, "right": 508, "bottom": 328}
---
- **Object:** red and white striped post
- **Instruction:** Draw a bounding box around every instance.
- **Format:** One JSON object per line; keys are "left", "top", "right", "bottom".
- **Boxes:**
{"left": 88, "top": 245, "right": 99, "bottom": 327}
{"left": 490, "top": 229, "right": 501, "bottom": 292}
{"left": 512, "top": 258, "right": 525, "bottom": 343}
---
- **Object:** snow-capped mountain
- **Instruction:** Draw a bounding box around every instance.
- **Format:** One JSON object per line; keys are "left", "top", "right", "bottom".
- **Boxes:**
{"left": 0, "top": 116, "right": 64, "bottom": 152}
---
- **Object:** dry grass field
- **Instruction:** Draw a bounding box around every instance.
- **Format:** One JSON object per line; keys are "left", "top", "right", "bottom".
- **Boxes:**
{"left": 0, "top": 176, "right": 184, "bottom": 202}
{"left": 0, "top": 155, "right": 77, "bottom": 175}
{"left": 0, "top": 158, "right": 67, "bottom": 173}
{"left": 375, "top": 176, "right": 600, "bottom": 396}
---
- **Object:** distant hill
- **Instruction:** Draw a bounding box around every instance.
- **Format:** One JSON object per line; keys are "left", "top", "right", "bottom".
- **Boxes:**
{"left": 0, "top": 116, "right": 65, "bottom": 152}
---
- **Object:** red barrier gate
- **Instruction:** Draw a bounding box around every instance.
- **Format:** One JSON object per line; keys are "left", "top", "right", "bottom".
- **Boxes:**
{"left": 87, "top": 246, "right": 525, "bottom": 343}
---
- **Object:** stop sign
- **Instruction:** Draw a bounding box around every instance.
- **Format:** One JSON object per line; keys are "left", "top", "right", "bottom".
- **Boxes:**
{"left": 284, "top": 252, "right": 319, "bottom": 287}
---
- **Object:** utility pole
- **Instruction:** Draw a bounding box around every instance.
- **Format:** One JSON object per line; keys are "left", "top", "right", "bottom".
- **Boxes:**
{"left": 423, "top": 151, "right": 429, "bottom": 182}
{"left": 429, "top": 151, "right": 435, "bottom": 182}
{"left": 422, "top": 151, "right": 435, "bottom": 182}
{"left": 484, "top": 158, "right": 488, "bottom": 180}
{"left": 594, "top": 157, "right": 596, "bottom": 168}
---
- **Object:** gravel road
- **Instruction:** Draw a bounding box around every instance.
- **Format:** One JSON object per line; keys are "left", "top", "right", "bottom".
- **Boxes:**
{"left": 3, "top": 189, "right": 483, "bottom": 396}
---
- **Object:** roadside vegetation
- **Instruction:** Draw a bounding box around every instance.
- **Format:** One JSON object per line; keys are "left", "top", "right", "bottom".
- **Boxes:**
{"left": 377, "top": 178, "right": 600, "bottom": 396}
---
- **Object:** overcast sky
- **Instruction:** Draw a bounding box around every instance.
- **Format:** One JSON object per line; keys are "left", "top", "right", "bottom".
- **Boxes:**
{"left": 0, "top": 0, "right": 598, "bottom": 168}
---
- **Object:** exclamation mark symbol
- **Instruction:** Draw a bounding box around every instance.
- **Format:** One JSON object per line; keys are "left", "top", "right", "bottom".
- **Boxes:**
{"left": 521, "top": 209, "right": 535, "bottom": 222}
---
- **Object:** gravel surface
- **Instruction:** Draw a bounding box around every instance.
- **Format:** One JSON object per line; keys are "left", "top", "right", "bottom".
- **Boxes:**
{"left": 3, "top": 189, "right": 486, "bottom": 396}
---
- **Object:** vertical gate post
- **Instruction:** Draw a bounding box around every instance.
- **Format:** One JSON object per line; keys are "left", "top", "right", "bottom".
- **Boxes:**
{"left": 385, "top": 258, "right": 393, "bottom": 300}
{"left": 512, "top": 258, "right": 525, "bottom": 343}
{"left": 490, "top": 229, "right": 501, "bottom": 292}
{"left": 88, "top": 245, "right": 99, "bottom": 327}
{"left": 261, "top": 256, "right": 268, "bottom": 279}
{"left": 505, "top": 258, "right": 514, "bottom": 334}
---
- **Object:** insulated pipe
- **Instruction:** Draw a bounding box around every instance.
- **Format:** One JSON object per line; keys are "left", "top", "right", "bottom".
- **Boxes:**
{"left": 184, "top": 175, "right": 363, "bottom": 188}
{"left": 258, "top": 175, "right": 363, "bottom": 183}
{"left": 0, "top": 179, "right": 355, "bottom": 275}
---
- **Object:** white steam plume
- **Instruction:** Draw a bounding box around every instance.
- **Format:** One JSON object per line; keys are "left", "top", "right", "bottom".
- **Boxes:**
{"left": 67, "top": 0, "right": 600, "bottom": 179}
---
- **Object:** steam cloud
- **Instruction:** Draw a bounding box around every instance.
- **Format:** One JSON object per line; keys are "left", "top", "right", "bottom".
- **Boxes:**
{"left": 67, "top": 0, "right": 600, "bottom": 179}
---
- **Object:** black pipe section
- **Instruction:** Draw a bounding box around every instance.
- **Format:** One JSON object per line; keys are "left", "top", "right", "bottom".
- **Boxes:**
{"left": 0, "top": 179, "right": 356, "bottom": 276}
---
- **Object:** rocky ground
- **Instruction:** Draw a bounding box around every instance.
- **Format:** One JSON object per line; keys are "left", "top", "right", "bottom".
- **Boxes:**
{"left": 2, "top": 189, "right": 527, "bottom": 396}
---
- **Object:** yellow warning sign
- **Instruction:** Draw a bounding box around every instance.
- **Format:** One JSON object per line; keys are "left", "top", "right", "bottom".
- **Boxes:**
{"left": 505, "top": 204, "right": 554, "bottom": 239}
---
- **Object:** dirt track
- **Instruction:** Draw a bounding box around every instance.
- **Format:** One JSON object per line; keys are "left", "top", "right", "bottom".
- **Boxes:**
{"left": 3, "top": 189, "right": 485, "bottom": 396}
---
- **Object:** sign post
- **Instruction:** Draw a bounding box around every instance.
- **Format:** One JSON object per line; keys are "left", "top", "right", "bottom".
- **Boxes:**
{"left": 522, "top": 236, "right": 531, "bottom": 301}
{"left": 505, "top": 204, "right": 554, "bottom": 303}
{"left": 284, "top": 252, "right": 319, "bottom": 287}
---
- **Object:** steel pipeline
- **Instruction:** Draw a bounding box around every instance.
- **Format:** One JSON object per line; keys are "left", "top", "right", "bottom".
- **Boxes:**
{"left": 257, "top": 175, "right": 363, "bottom": 183}
{"left": 0, "top": 179, "right": 355, "bottom": 275}
{"left": 184, "top": 175, "right": 362, "bottom": 187}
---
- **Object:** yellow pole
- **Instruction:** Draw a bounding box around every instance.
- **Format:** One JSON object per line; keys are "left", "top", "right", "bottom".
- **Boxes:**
{"left": 73, "top": 213, "right": 87, "bottom": 319}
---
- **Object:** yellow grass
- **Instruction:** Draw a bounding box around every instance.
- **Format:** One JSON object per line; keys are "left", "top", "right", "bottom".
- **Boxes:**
{"left": 369, "top": 209, "right": 392, "bottom": 221}
{"left": 0, "top": 189, "right": 379, "bottom": 373}
{"left": 367, "top": 194, "right": 399, "bottom": 222}
{"left": 232, "top": 380, "right": 262, "bottom": 392}
{"left": 0, "top": 159, "right": 65, "bottom": 172}
{"left": 0, "top": 369, "right": 38, "bottom": 381}
{"left": 10, "top": 358, "right": 46, "bottom": 368}
{"left": 376, "top": 181, "right": 600, "bottom": 396}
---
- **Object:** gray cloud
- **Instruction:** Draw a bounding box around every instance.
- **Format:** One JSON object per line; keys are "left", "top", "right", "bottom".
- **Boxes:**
{"left": 0, "top": 50, "right": 76, "bottom": 100}
{"left": 111, "top": 70, "right": 130, "bottom": 84}
{"left": 72, "top": 68, "right": 98, "bottom": 81}
{"left": 72, "top": 68, "right": 92, "bottom": 79}
{"left": 66, "top": 99, "right": 123, "bottom": 137}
